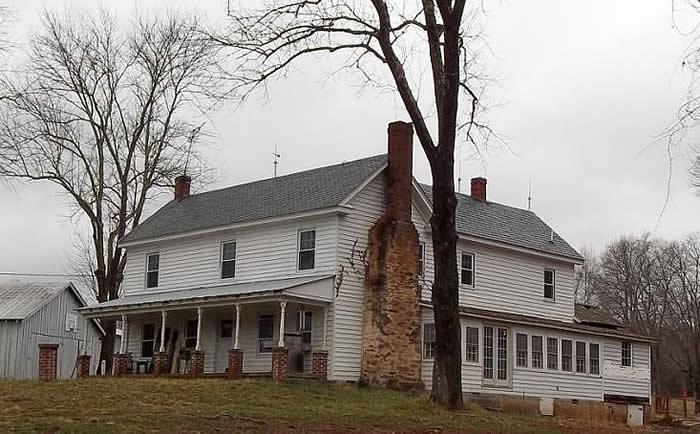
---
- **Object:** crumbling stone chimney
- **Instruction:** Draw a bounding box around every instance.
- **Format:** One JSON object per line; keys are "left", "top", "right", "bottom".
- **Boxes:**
{"left": 174, "top": 175, "right": 191, "bottom": 201}
{"left": 359, "top": 121, "right": 422, "bottom": 390}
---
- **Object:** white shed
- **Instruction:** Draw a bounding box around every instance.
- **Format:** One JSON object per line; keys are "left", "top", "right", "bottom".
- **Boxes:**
{"left": 0, "top": 273, "right": 103, "bottom": 379}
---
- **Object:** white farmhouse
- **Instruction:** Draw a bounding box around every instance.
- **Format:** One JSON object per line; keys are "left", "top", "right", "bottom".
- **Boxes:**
{"left": 79, "top": 122, "right": 652, "bottom": 409}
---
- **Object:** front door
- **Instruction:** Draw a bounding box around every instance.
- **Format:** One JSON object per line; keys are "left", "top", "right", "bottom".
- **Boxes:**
{"left": 483, "top": 326, "right": 509, "bottom": 387}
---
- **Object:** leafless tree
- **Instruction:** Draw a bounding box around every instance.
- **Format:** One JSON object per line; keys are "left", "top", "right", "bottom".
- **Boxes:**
{"left": 211, "top": 0, "right": 494, "bottom": 409}
{"left": 574, "top": 246, "right": 599, "bottom": 305}
{"left": 0, "top": 10, "right": 225, "bottom": 371}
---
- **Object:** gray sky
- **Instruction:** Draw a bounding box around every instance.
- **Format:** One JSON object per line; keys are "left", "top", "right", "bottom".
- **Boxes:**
{"left": 1, "top": 0, "right": 699, "bottom": 274}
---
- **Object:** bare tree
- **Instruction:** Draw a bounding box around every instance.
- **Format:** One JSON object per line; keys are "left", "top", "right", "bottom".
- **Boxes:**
{"left": 0, "top": 10, "right": 224, "bottom": 371}
{"left": 574, "top": 246, "right": 599, "bottom": 305}
{"left": 212, "top": 0, "right": 493, "bottom": 409}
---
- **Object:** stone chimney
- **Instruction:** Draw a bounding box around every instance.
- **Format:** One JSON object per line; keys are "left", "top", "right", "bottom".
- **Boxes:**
{"left": 174, "top": 175, "right": 191, "bottom": 201}
{"left": 471, "top": 177, "right": 487, "bottom": 202}
{"left": 359, "top": 121, "right": 422, "bottom": 391}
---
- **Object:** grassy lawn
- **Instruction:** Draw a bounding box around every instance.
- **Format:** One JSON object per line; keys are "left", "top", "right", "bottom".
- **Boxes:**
{"left": 0, "top": 378, "right": 649, "bottom": 433}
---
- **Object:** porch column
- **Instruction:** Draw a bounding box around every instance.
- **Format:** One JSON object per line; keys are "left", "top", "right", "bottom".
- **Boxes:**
{"left": 153, "top": 311, "right": 169, "bottom": 377}
{"left": 277, "top": 301, "right": 287, "bottom": 348}
{"left": 322, "top": 306, "right": 328, "bottom": 350}
{"left": 159, "top": 311, "right": 167, "bottom": 352}
{"left": 114, "top": 315, "right": 129, "bottom": 376}
{"left": 119, "top": 314, "right": 127, "bottom": 354}
{"left": 234, "top": 304, "right": 241, "bottom": 350}
{"left": 188, "top": 307, "right": 205, "bottom": 376}
{"left": 195, "top": 307, "right": 203, "bottom": 351}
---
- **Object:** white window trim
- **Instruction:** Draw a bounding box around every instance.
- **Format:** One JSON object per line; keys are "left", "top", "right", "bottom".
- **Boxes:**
{"left": 145, "top": 252, "right": 160, "bottom": 289}
{"left": 257, "top": 314, "right": 275, "bottom": 355}
{"left": 297, "top": 228, "right": 317, "bottom": 272}
{"left": 422, "top": 323, "right": 436, "bottom": 360}
{"left": 589, "top": 342, "right": 601, "bottom": 376}
{"left": 465, "top": 325, "right": 480, "bottom": 364}
{"left": 530, "top": 335, "right": 544, "bottom": 370}
{"left": 418, "top": 242, "right": 426, "bottom": 278}
{"left": 220, "top": 240, "right": 237, "bottom": 280}
{"left": 515, "top": 333, "right": 528, "bottom": 368}
{"left": 513, "top": 332, "right": 603, "bottom": 378}
{"left": 621, "top": 341, "right": 633, "bottom": 368}
{"left": 459, "top": 252, "right": 476, "bottom": 288}
{"left": 482, "top": 324, "right": 511, "bottom": 388}
{"left": 543, "top": 268, "right": 556, "bottom": 301}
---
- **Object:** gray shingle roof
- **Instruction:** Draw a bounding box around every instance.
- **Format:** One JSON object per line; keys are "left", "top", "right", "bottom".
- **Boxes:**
{"left": 121, "top": 154, "right": 388, "bottom": 244}
{"left": 0, "top": 274, "right": 82, "bottom": 320}
{"left": 574, "top": 303, "right": 622, "bottom": 328}
{"left": 418, "top": 184, "right": 583, "bottom": 260}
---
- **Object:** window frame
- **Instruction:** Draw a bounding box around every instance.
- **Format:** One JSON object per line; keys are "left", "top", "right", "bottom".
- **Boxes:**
{"left": 547, "top": 337, "right": 559, "bottom": 370}
{"left": 516, "top": 333, "right": 528, "bottom": 368}
{"left": 220, "top": 240, "right": 237, "bottom": 280}
{"left": 296, "top": 310, "right": 313, "bottom": 346}
{"left": 589, "top": 343, "right": 600, "bottom": 375}
{"left": 184, "top": 319, "right": 198, "bottom": 349}
{"left": 575, "top": 341, "right": 587, "bottom": 374}
{"left": 460, "top": 252, "right": 476, "bottom": 288}
{"left": 423, "top": 323, "right": 436, "bottom": 360}
{"left": 465, "top": 326, "right": 479, "bottom": 363}
{"left": 141, "top": 323, "right": 156, "bottom": 358}
{"left": 220, "top": 319, "right": 234, "bottom": 338}
{"left": 621, "top": 341, "right": 633, "bottom": 367}
{"left": 531, "top": 335, "right": 543, "bottom": 369}
{"left": 544, "top": 268, "right": 556, "bottom": 300}
{"left": 561, "top": 339, "right": 573, "bottom": 372}
{"left": 258, "top": 314, "right": 275, "bottom": 354}
{"left": 145, "top": 252, "right": 160, "bottom": 289}
{"left": 297, "top": 229, "right": 317, "bottom": 271}
{"left": 418, "top": 242, "right": 426, "bottom": 278}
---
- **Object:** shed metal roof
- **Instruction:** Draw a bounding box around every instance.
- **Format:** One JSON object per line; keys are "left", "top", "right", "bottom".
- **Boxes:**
{"left": 0, "top": 273, "right": 89, "bottom": 320}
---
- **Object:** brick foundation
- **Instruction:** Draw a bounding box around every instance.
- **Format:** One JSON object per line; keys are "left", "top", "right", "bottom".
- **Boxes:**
{"left": 113, "top": 353, "right": 130, "bottom": 376}
{"left": 77, "top": 354, "right": 91, "bottom": 378}
{"left": 38, "top": 344, "right": 59, "bottom": 380}
{"left": 152, "top": 352, "right": 169, "bottom": 376}
{"left": 188, "top": 350, "right": 205, "bottom": 376}
{"left": 312, "top": 351, "right": 328, "bottom": 380}
{"left": 272, "top": 347, "right": 288, "bottom": 383}
{"left": 228, "top": 349, "right": 243, "bottom": 379}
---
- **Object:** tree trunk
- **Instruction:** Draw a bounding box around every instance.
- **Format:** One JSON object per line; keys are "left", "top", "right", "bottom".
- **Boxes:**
{"left": 429, "top": 150, "right": 463, "bottom": 410}
{"left": 99, "top": 319, "right": 117, "bottom": 374}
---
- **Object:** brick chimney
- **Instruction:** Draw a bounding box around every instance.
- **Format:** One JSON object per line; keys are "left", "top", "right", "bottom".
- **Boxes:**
{"left": 471, "top": 177, "right": 487, "bottom": 202}
{"left": 174, "top": 175, "right": 191, "bottom": 201}
{"left": 360, "top": 121, "right": 421, "bottom": 391}
{"left": 386, "top": 121, "right": 414, "bottom": 222}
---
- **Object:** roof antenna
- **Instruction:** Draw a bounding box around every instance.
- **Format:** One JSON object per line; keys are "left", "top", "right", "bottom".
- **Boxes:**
{"left": 527, "top": 180, "right": 532, "bottom": 211}
{"left": 184, "top": 122, "right": 205, "bottom": 176}
{"left": 272, "top": 145, "right": 281, "bottom": 178}
{"left": 457, "top": 150, "right": 463, "bottom": 193}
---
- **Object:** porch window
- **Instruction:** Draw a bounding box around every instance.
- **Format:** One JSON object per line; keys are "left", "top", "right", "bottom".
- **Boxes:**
{"left": 465, "top": 326, "right": 479, "bottom": 363}
{"left": 423, "top": 323, "right": 436, "bottom": 359}
{"left": 547, "top": 337, "right": 558, "bottom": 370}
{"left": 621, "top": 341, "right": 632, "bottom": 367}
{"left": 258, "top": 315, "right": 274, "bottom": 353}
{"left": 544, "top": 269, "right": 555, "bottom": 300}
{"left": 460, "top": 252, "right": 475, "bottom": 287}
{"left": 532, "top": 336, "right": 543, "bottom": 369}
{"left": 298, "top": 229, "right": 316, "bottom": 270}
{"left": 146, "top": 253, "right": 160, "bottom": 289}
{"left": 296, "top": 310, "right": 313, "bottom": 345}
{"left": 418, "top": 242, "right": 425, "bottom": 277}
{"left": 141, "top": 323, "right": 156, "bottom": 357}
{"left": 220, "top": 320, "right": 233, "bottom": 338}
{"left": 516, "top": 333, "right": 528, "bottom": 368}
{"left": 185, "top": 320, "right": 198, "bottom": 349}
{"left": 221, "top": 241, "right": 237, "bottom": 279}
{"left": 561, "top": 339, "right": 573, "bottom": 372}
{"left": 589, "top": 343, "right": 600, "bottom": 375}
{"left": 576, "top": 341, "right": 587, "bottom": 373}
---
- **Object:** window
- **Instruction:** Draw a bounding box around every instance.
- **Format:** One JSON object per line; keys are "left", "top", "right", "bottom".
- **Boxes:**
{"left": 423, "top": 324, "right": 436, "bottom": 359}
{"left": 146, "top": 253, "right": 160, "bottom": 288}
{"left": 258, "top": 315, "right": 274, "bottom": 353}
{"left": 496, "top": 328, "right": 508, "bottom": 381}
{"left": 221, "top": 241, "right": 237, "bottom": 279}
{"left": 296, "top": 310, "right": 312, "bottom": 345}
{"left": 418, "top": 243, "right": 425, "bottom": 277}
{"left": 185, "top": 320, "right": 198, "bottom": 349}
{"left": 622, "top": 341, "right": 632, "bottom": 367}
{"left": 516, "top": 333, "right": 528, "bottom": 368}
{"left": 465, "top": 326, "right": 479, "bottom": 363}
{"left": 298, "top": 230, "right": 316, "bottom": 270}
{"left": 561, "top": 339, "right": 572, "bottom": 372}
{"left": 544, "top": 268, "right": 555, "bottom": 300}
{"left": 576, "top": 341, "right": 587, "bottom": 373}
{"left": 460, "top": 253, "right": 475, "bottom": 287}
{"left": 532, "top": 336, "right": 543, "bottom": 369}
{"left": 141, "top": 323, "right": 156, "bottom": 357}
{"left": 220, "top": 320, "right": 233, "bottom": 338}
{"left": 547, "top": 337, "right": 558, "bottom": 370}
{"left": 483, "top": 326, "right": 494, "bottom": 380}
{"left": 589, "top": 343, "right": 600, "bottom": 375}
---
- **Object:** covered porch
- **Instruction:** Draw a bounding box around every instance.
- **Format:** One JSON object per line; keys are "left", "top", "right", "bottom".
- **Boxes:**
{"left": 79, "top": 275, "right": 333, "bottom": 381}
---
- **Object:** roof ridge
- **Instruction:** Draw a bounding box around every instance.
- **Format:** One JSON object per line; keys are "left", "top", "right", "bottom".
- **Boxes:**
{"left": 418, "top": 182, "right": 534, "bottom": 214}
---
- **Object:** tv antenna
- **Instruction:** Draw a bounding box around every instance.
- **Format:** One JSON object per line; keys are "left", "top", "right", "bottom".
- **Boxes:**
{"left": 184, "top": 122, "right": 205, "bottom": 176}
{"left": 272, "top": 145, "right": 281, "bottom": 178}
{"left": 527, "top": 180, "right": 532, "bottom": 210}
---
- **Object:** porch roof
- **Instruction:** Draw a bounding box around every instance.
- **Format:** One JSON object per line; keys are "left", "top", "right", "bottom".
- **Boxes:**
{"left": 78, "top": 275, "right": 334, "bottom": 316}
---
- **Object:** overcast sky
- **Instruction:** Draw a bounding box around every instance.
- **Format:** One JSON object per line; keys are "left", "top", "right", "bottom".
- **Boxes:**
{"left": 1, "top": 0, "right": 699, "bottom": 274}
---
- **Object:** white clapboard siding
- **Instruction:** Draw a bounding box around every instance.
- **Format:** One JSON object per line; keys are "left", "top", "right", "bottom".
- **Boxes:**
{"left": 602, "top": 338, "right": 651, "bottom": 399}
{"left": 122, "top": 216, "right": 338, "bottom": 294}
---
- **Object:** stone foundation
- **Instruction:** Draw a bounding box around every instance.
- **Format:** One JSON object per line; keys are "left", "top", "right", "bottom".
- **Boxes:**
{"left": 38, "top": 344, "right": 59, "bottom": 380}
{"left": 152, "top": 352, "right": 169, "bottom": 376}
{"left": 312, "top": 351, "right": 328, "bottom": 380}
{"left": 188, "top": 350, "right": 205, "bottom": 376}
{"left": 113, "top": 353, "right": 130, "bottom": 376}
{"left": 272, "top": 347, "right": 288, "bottom": 383}
{"left": 228, "top": 349, "right": 243, "bottom": 379}
{"left": 77, "top": 354, "right": 91, "bottom": 378}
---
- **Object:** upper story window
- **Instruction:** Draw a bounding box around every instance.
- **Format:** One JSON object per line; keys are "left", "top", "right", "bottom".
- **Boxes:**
{"left": 418, "top": 242, "right": 425, "bottom": 277}
{"left": 298, "top": 229, "right": 316, "bottom": 270}
{"left": 221, "top": 241, "right": 237, "bottom": 279}
{"left": 621, "top": 341, "right": 632, "bottom": 367}
{"left": 460, "top": 252, "right": 475, "bottom": 287}
{"left": 531, "top": 336, "right": 543, "bottom": 369}
{"left": 516, "top": 333, "right": 528, "bottom": 368}
{"left": 465, "top": 326, "right": 479, "bottom": 363}
{"left": 423, "top": 323, "right": 436, "bottom": 359}
{"left": 544, "top": 268, "right": 555, "bottom": 300}
{"left": 146, "top": 253, "right": 160, "bottom": 289}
